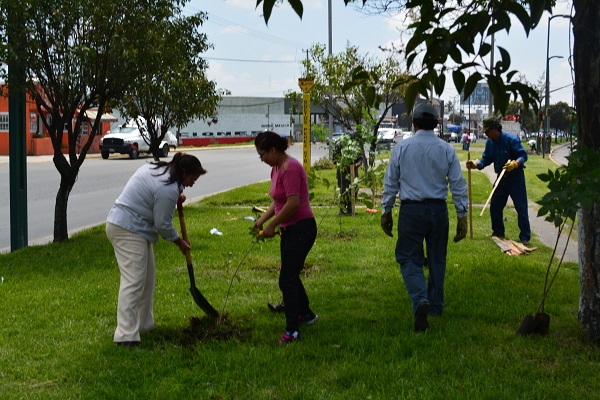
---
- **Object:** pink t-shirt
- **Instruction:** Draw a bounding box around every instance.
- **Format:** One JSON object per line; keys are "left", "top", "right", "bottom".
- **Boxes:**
{"left": 269, "top": 157, "right": 314, "bottom": 227}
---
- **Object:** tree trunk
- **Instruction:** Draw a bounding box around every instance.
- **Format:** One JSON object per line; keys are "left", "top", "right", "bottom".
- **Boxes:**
{"left": 573, "top": 1, "right": 600, "bottom": 342}
{"left": 53, "top": 158, "right": 80, "bottom": 242}
{"left": 578, "top": 206, "right": 600, "bottom": 342}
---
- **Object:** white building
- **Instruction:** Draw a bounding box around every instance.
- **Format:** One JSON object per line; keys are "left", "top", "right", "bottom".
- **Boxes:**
{"left": 179, "top": 96, "right": 292, "bottom": 139}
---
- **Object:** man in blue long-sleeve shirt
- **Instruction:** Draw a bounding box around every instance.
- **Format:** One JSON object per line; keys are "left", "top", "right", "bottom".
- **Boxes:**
{"left": 380, "top": 102, "right": 468, "bottom": 332}
{"left": 466, "top": 117, "right": 531, "bottom": 244}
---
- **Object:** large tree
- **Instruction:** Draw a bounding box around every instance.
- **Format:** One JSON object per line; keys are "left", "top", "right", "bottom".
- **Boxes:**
{"left": 0, "top": 0, "right": 204, "bottom": 242}
{"left": 257, "top": 0, "right": 600, "bottom": 342}
{"left": 547, "top": 101, "right": 572, "bottom": 133}
{"left": 118, "top": 11, "right": 220, "bottom": 160}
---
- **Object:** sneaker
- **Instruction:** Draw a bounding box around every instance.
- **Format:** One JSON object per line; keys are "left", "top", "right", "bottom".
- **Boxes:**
{"left": 301, "top": 311, "right": 319, "bottom": 325}
{"left": 277, "top": 330, "right": 300, "bottom": 345}
{"left": 521, "top": 240, "right": 530, "bottom": 246}
{"left": 414, "top": 303, "right": 429, "bottom": 332}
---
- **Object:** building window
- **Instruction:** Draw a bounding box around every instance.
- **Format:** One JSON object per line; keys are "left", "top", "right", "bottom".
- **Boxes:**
{"left": 30, "top": 113, "right": 38, "bottom": 134}
{"left": 80, "top": 121, "right": 89, "bottom": 136}
{"left": 0, "top": 113, "right": 8, "bottom": 131}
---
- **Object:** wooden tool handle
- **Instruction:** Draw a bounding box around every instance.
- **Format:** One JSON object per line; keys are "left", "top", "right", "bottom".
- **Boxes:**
{"left": 480, "top": 165, "right": 508, "bottom": 217}
{"left": 467, "top": 151, "right": 473, "bottom": 239}
{"left": 177, "top": 201, "right": 192, "bottom": 265}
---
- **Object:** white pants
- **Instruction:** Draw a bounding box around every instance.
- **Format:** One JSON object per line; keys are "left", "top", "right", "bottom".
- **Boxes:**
{"left": 106, "top": 222, "right": 156, "bottom": 343}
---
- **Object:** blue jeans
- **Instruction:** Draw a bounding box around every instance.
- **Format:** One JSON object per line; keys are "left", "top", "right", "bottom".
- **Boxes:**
{"left": 395, "top": 203, "right": 449, "bottom": 315}
{"left": 490, "top": 170, "right": 531, "bottom": 242}
{"left": 279, "top": 218, "right": 317, "bottom": 333}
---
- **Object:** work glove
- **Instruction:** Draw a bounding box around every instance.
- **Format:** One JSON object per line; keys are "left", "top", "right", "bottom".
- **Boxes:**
{"left": 453, "top": 217, "right": 467, "bottom": 242}
{"left": 503, "top": 160, "right": 519, "bottom": 172}
{"left": 466, "top": 159, "right": 479, "bottom": 170}
{"left": 381, "top": 212, "right": 393, "bottom": 237}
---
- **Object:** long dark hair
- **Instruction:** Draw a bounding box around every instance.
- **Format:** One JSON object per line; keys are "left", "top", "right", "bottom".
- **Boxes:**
{"left": 255, "top": 130, "right": 288, "bottom": 153}
{"left": 151, "top": 153, "right": 206, "bottom": 185}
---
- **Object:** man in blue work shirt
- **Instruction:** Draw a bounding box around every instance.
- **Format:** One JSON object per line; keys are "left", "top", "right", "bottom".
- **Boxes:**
{"left": 466, "top": 117, "right": 531, "bottom": 244}
{"left": 381, "top": 102, "right": 468, "bottom": 332}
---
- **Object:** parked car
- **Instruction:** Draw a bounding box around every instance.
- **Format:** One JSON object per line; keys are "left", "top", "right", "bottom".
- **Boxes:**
{"left": 394, "top": 131, "right": 413, "bottom": 143}
{"left": 100, "top": 120, "right": 171, "bottom": 159}
{"left": 448, "top": 132, "right": 459, "bottom": 143}
{"left": 327, "top": 131, "right": 349, "bottom": 145}
{"left": 377, "top": 128, "right": 396, "bottom": 143}
{"left": 402, "top": 131, "right": 414, "bottom": 140}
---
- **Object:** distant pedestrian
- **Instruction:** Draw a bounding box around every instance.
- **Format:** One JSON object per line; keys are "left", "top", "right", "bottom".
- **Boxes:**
{"left": 381, "top": 102, "right": 468, "bottom": 332}
{"left": 466, "top": 117, "right": 531, "bottom": 244}
{"left": 106, "top": 153, "right": 206, "bottom": 348}
{"left": 528, "top": 139, "right": 536, "bottom": 153}
{"left": 461, "top": 132, "right": 467, "bottom": 150}
{"left": 252, "top": 130, "right": 318, "bottom": 345}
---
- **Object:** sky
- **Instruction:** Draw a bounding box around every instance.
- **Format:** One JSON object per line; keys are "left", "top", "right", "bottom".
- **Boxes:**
{"left": 184, "top": 0, "right": 575, "bottom": 109}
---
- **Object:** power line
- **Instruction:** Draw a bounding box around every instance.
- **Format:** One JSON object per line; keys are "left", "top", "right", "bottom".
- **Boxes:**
{"left": 204, "top": 56, "right": 299, "bottom": 64}
{"left": 183, "top": 4, "right": 309, "bottom": 49}
{"left": 206, "top": 13, "right": 308, "bottom": 49}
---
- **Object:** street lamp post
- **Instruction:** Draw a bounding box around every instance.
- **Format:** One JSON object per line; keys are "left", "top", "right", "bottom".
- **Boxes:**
{"left": 544, "top": 14, "right": 570, "bottom": 158}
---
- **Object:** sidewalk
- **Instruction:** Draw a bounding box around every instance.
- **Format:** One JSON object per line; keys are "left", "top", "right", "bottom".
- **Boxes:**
{"left": 476, "top": 144, "right": 578, "bottom": 263}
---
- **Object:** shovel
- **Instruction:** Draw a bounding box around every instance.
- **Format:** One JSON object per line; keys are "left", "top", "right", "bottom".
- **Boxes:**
{"left": 177, "top": 202, "right": 219, "bottom": 318}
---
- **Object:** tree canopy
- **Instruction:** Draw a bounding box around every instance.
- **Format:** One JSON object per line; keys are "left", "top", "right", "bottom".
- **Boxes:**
{"left": 118, "top": 11, "right": 220, "bottom": 160}
{"left": 258, "top": 0, "right": 553, "bottom": 113}
{"left": 0, "top": 0, "right": 219, "bottom": 241}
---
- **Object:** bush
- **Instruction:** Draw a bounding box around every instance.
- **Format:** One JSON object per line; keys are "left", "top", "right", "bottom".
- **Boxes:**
{"left": 312, "top": 156, "right": 336, "bottom": 170}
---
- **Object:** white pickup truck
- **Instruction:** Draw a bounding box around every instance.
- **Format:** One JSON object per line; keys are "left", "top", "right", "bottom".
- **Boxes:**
{"left": 99, "top": 122, "right": 176, "bottom": 159}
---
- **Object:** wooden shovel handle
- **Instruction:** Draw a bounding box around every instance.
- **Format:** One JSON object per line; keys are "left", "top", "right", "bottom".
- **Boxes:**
{"left": 468, "top": 151, "right": 473, "bottom": 239}
{"left": 177, "top": 201, "right": 192, "bottom": 265}
{"left": 480, "top": 165, "right": 508, "bottom": 217}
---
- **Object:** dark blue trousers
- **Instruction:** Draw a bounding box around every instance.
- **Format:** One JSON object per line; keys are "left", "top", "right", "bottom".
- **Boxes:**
{"left": 490, "top": 170, "right": 531, "bottom": 242}
{"left": 395, "top": 203, "right": 449, "bottom": 315}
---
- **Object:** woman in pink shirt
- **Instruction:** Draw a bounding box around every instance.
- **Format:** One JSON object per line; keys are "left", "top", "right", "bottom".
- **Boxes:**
{"left": 252, "top": 131, "right": 318, "bottom": 345}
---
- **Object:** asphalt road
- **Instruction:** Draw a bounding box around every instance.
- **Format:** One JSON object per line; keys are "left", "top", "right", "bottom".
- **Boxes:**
{"left": 0, "top": 143, "right": 329, "bottom": 252}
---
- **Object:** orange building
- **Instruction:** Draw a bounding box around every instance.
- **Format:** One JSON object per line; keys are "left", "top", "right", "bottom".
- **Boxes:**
{"left": 0, "top": 86, "right": 115, "bottom": 156}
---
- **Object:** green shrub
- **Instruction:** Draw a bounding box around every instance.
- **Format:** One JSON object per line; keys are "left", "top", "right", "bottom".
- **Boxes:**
{"left": 312, "top": 156, "right": 335, "bottom": 170}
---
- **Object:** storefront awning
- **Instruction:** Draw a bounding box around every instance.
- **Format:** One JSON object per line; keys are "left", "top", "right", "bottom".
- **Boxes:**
{"left": 84, "top": 109, "right": 119, "bottom": 122}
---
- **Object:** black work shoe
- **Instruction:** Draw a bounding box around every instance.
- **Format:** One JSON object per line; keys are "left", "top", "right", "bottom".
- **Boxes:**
{"left": 116, "top": 341, "right": 140, "bottom": 348}
{"left": 415, "top": 303, "right": 429, "bottom": 332}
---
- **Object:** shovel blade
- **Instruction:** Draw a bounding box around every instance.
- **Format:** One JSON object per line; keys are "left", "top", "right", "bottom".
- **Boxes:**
{"left": 187, "top": 263, "right": 219, "bottom": 318}
{"left": 190, "top": 285, "right": 219, "bottom": 318}
{"left": 516, "top": 313, "right": 550, "bottom": 335}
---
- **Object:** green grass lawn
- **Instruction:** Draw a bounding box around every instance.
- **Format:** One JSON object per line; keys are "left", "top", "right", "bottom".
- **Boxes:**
{"left": 1, "top": 148, "right": 596, "bottom": 399}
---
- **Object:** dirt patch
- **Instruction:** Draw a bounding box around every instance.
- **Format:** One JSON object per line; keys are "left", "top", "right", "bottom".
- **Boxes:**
{"left": 152, "top": 314, "right": 252, "bottom": 347}
{"left": 181, "top": 314, "right": 252, "bottom": 346}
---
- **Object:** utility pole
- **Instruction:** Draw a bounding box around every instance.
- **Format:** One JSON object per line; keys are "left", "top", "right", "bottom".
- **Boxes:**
{"left": 327, "top": 0, "right": 334, "bottom": 157}
{"left": 488, "top": 32, "right": 494, "bottom": 117}
{"left": 8, "top": 4, "right": 28, "bottom": 251}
